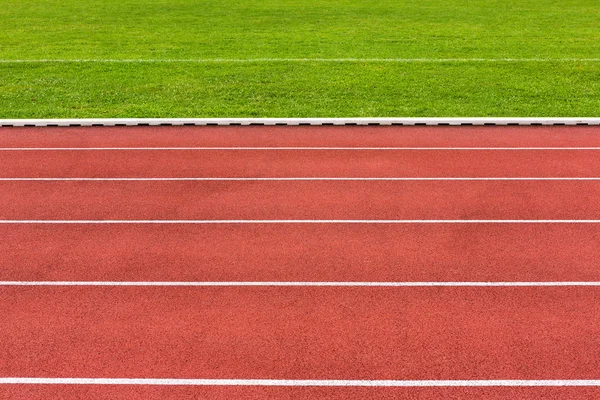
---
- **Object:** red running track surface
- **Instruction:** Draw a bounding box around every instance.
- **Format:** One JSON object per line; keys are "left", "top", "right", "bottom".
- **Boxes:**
{"left": 2, "top": 125, "right": 600, "bottom": 147}
{"left": 2, "top": 224, "right": 600, "bottom": 282}
{"left": 2, "top": 149, "right": 600, "bottom": 178}
{"left": 1, "top": 125, "right": 600, "bottom": 399}
{"left": 2, "top": 287, "right": 600, "bottom": 378}
{"left": 4, "top": 386, "right": 600, "bottom": 400}
{"left": 2, "top": 125, "right": 600, "bottom": 178}
{"left": 2, "top": 180, "right": 600, "bottom": 220}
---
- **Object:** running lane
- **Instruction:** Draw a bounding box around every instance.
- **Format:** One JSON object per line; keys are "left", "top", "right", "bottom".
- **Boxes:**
{"left": 2, "top": 223, "right": 600, "bottom": 282}
{"left": 2, "top": 149, "right": 600, "bottom": 178}
{"left": 1, "top": 287, "right": 600, "bottom": 400}
{"left": 2, "top": 287, "right": 600, "bottom": 379}
{"left": 2, "top": 125, "right": 600, "bottom": 147}
{"left": 3, "top": 386, "right": 600, "bottom": 400}
{"left": 1, "top": 180, "right": 600, "bottom": 220}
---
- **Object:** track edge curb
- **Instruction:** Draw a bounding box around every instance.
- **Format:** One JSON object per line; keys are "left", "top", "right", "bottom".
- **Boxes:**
{"left": 1, "top": 118, "right": 600, "bottom": 127}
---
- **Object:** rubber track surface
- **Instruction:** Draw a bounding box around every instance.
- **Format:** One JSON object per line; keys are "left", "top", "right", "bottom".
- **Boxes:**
{"left": 2, "top": 149, "right": 600, "bottom": 178}
{"left": 1, "top": 180, "right": 600, "bottom": 220}
{"left": 1, "top": 224, "right": 600, "bottom": 282}
{"left": 2, "top": 287, "right": 600, "bottom": 379}
{"left": 2, "top": 125, "right": 600, "bottom": 399}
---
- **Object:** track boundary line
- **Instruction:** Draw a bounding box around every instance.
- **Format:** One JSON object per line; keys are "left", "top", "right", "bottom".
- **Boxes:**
{"left": 2, "top": 220, "right": 600, "bottom": 224}
{"left": 3, "top": 178, "right": 600, "bottom": 181}
{"left": 2, "top": 118, "right": 600, "bottom": 127}
{"left": 1, "top": 378, "right": 600, "bottom": 387}
{"left": 2, "top": 281, "right": 600, "bottom": 287}
{"left": 3, "top": 147, "right": 600, "bottom": 150}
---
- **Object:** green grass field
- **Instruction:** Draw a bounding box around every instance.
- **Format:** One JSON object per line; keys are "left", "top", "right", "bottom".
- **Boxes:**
{"left": 1, "top": 0, "right": 599, "bottom": 117}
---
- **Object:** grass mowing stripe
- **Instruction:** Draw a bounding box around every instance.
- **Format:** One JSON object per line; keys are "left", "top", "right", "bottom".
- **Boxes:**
{"left": 2, "top": 61, "right": 599, "bottom": 118}
{"left": 2, "top": 59, "right": 600, "bottom": 63}
{"left": 2, "top": 0, "right": 599, "bottom": 60}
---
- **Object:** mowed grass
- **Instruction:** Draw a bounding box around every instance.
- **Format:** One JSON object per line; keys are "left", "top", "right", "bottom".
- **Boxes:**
{"left": 1, "top": 0, "right": 599, "bottom": 117}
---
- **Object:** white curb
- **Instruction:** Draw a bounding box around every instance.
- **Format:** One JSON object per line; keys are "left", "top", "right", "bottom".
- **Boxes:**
{"left": 1, "top": 118, "right": 600, "bottom": 127}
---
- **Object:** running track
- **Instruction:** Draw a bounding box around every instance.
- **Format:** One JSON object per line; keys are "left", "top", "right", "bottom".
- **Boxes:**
{"left": 1, "top": 125, "right": 600, "bottom": 399}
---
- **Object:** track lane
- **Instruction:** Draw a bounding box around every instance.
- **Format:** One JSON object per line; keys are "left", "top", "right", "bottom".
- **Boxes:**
{"left": 4, "top": 385, "right": 600, "bottom": 400}
{"left": 2, "top": 125, "right": 600, "bottom": 147}
{"left": 1, "top": 180, "right": 600, "bottom": 220}
{"left": 1, "top": 287, "right": 600, "bottom": 379}
{"left": 2, "top": 224, "right": 600, "bottom": 282}
{"left": 2, "top": 149, "right": 600, "bottom": 178}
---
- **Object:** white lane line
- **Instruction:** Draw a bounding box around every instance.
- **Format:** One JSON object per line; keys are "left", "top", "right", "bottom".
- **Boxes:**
{"left": 2, "top": 147, "right": 600, "bottom": 150}
{"left": 1, "top": 220, "right": 600, "bottom": 224}
{"left": 1, "top": 58, "right": 600, "bottom": 63}
{"left": 2, "top": 281, "right": 600, "bottom": 287}
{"left": 1, "top": 378, "right": 600, "bottom": 386}
{"left": 1, "top": 177, "right": 600, "bottom": 181}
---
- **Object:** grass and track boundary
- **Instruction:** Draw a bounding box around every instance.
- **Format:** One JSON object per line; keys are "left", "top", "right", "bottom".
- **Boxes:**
{"left": 2, "top": 118, "right": 600, "bottom": 127}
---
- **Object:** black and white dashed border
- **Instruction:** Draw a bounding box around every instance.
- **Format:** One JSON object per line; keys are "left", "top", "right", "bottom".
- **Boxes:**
{"left": 1, "top": 118, "right": 600, "bottom": 127}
